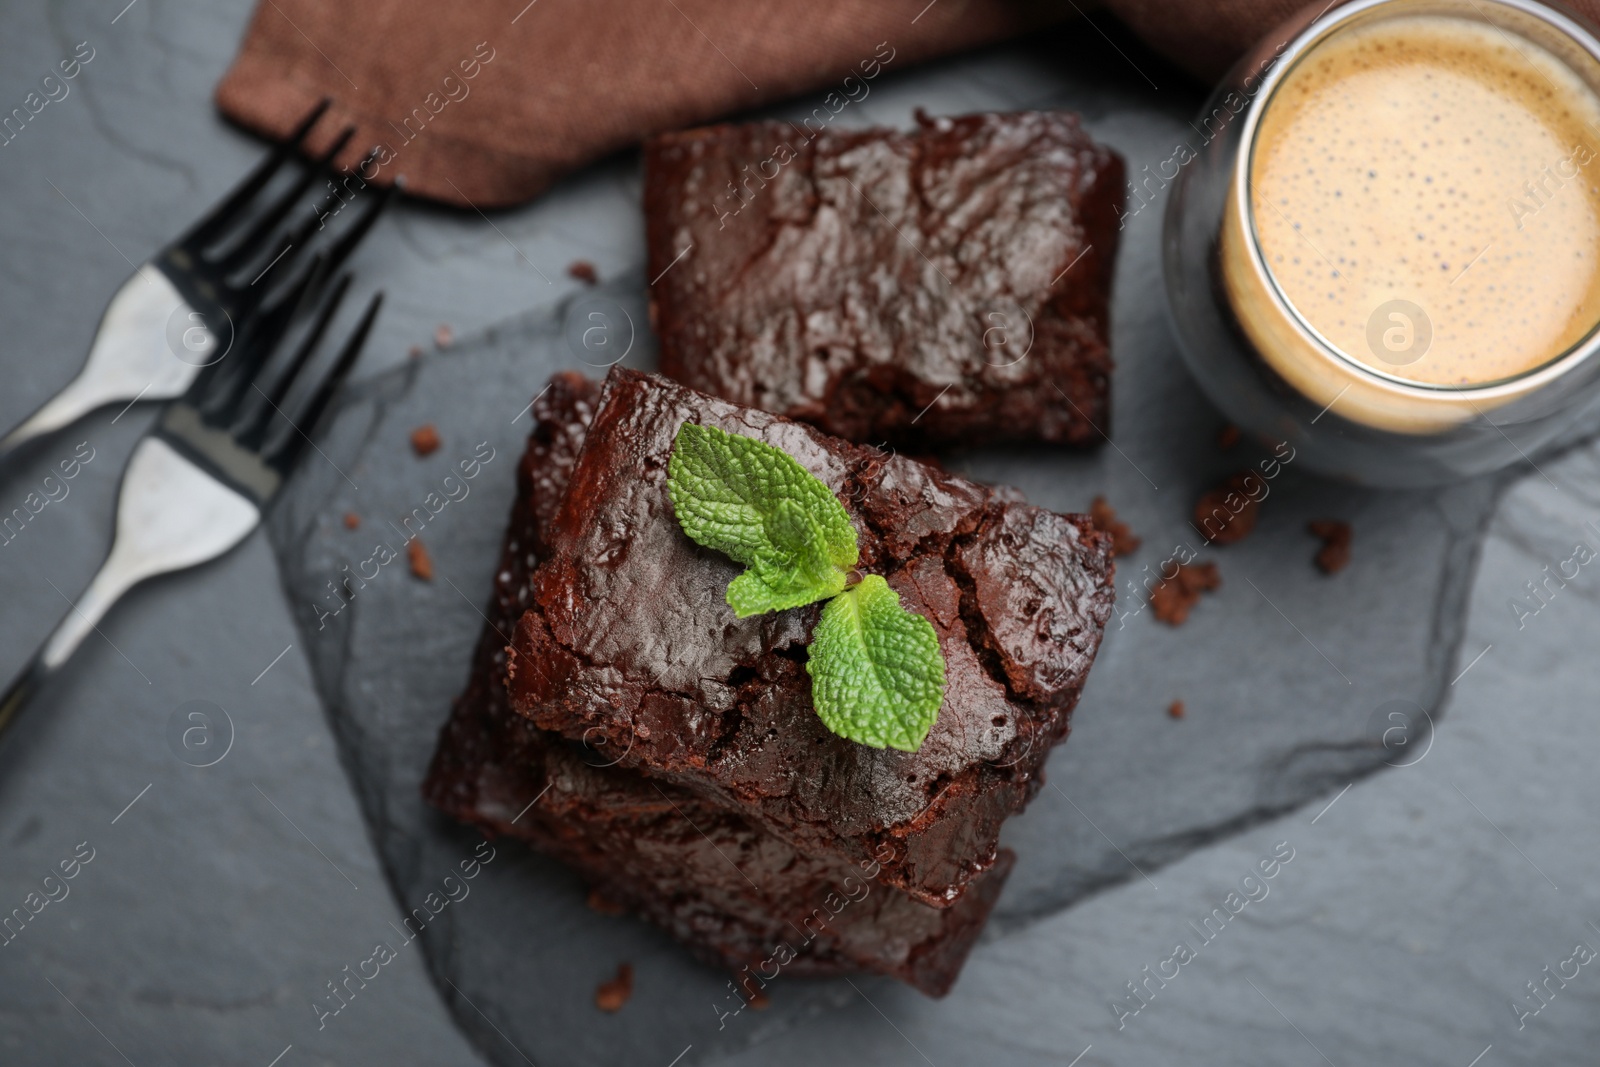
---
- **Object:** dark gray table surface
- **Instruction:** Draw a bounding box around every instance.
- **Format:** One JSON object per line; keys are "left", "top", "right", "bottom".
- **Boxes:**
{"left": 1, "top": 2, "right": 1597, "bottom": 1065}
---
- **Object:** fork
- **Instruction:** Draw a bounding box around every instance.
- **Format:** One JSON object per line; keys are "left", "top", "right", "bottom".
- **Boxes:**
{"left": 0, "top": 100, "right": 389, "bottom": 462}
{"left": 0, "top": 265, "right": 383, "bottom": 736}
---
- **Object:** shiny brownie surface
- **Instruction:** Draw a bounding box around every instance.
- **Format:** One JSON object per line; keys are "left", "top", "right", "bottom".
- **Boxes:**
{"left": 645, "top": 110, "right": 1125, "bottom": 449}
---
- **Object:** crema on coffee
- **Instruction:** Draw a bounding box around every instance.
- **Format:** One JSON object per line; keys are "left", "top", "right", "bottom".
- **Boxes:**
{"left": 1222, "top": 11, "right": 1600, "bottom": 432}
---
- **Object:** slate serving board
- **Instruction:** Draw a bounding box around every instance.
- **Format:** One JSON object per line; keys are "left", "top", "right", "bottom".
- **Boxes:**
{"left": 263, "top": 42, "right": 1513, "bottom": 1067}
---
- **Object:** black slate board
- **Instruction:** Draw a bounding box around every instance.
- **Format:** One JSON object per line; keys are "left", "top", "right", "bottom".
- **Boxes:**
{"left": 265, "top": 261, "right": 1504, "bottom": 1065}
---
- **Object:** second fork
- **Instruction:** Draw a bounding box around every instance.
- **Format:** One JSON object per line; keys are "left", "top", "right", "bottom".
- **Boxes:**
{"left": 0, "top": 269, "right": 382, "bottom": 737}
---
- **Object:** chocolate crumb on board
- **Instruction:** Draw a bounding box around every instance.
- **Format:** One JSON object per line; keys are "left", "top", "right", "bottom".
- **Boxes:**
{"left": 594, "top": 963, "right": 634, "bottom": 1012}
{"left": 1309, "top": 519, "right": 1352, "bottom": 574}
{"left": 410, "top": 424, "right": 442, "bottom": 456}
{"left": 1090, "top": 496, "right": 1141, "bottom": 557}
{"left": 1150, "top": 561, "right": 1221, "bottom": 625}
{"left": 567, "top": 260, "right": 599, "bottom": 285}
{"left": 407, "top": 538, "right": 434, "bottom": 581}
{"left": 1194, "top": 471, "right": 1264, "bottom": 544}
{"left": 733, "top": 971, "right": 771, "bottom": 1010}
{"left": 408, "top": 344, "right": 423, "bottom": 360}
{"left": 1168, "top": 700, "right": 1185, "bottom": 719}
{"left": 586, "top": 887, "right": 627, "bottom": 916}
{"left": 1217, "top": 424, "right": 1241, "bottom": 450}
{"left": 434, "top": 324, "right": 454, "bottom": 348}
{"left": 342, "top": 512, "right": 360, "bottom": 530}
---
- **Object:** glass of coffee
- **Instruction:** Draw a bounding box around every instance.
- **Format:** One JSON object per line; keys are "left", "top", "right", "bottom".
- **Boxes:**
{"left": 1165, "top": 0, "right": 1600, "bottom": 486}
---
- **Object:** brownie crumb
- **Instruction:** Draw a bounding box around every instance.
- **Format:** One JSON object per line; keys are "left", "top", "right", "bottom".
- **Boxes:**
{"left": 1194, "top": 472, "right": 1265, "bottom": 545}
{"left": 1217, "top": 424, "right": 1241, "bottom": 450}
{"left": 567, "top": 260, "right": 599, "bottom": 285}
{"left": 408, "top": 538, "right": 434, "bottom": 581}
{"left": 407, "top": 345, "right": 423, "bottom": 360}
{"left": 1309, "top": 519, "right": 1352, "bottom": 574}
{"left": 1150, "top": 561, "right": 1221, "bottom": 625}
{"left": 586, "top": 887, "right": 627, "bottom": 916}
{"left": 1089, "top": 496, "right": 1141, "bottom": 557}
{"left": 594, "top": 963, "right": 634, "bottom": 1012}
{"left": 1168, "top": 699, "right": 1185, "bottom": 719}
{"left": 733, "top": 971, "right": 772, "bottom": 1008}
{"left": 435, "top": 324, "right": 454, "bottom": 349}
{"left": 342, "top": 512, "right": 360, "bottom": 530}
{"left": 410, "top": 424, "right": 442, "bottom": 456}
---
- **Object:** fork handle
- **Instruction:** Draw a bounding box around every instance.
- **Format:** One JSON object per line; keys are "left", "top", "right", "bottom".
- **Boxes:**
{"left": 0, "top": 658, "right": 47, "bottom": 736}
{"left": 0, "top": 436, "right": 262, "bottom": 739}
{"left": 0, "top": 267, "right": 201, "bottom": 466}
{"left": 0, "top": 556, "right": 138, "bottom": 738}
{"left": 0, "top": 373, "right": 114, "bottom": 464}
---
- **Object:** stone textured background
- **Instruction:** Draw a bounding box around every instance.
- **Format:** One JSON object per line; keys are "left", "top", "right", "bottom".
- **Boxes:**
{"left": 0, "top": 1, "right": 1596, "bottom": 1064}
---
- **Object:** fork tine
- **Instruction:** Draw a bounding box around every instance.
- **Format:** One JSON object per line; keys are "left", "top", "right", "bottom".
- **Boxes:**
{"left": 318, "top": 181, "right": 392, "bottom": 276}
{"left": 194, "top": 324, "right": 280, "bottom": 425}
{"left": 198, "top": 254, "right": 330, "bottom": 424}
{"left": 216, "top": 125, "right": 355, "bottom": 274}
{"left": 231, "top": 156, "right": 366, "bottom": 317}
{"left": 232, "top": 228, "right": 308, "bottom": 321}
{"left": 265, "top": 291, "right": 383, "bottom": 470}
{"left": 237, "top": 272, "right": 352, "bottom": 447}
{"left": 178, "top": 98, "right": 330, "bottom": 251}
{"left": 255, "top": 179, "right": 390, "bottom": 315}
{"left": 259, "top": 247, "right": 333, "bottom": 322}
{"left": 281, "top": 144, "right": 382, "bottom": 243}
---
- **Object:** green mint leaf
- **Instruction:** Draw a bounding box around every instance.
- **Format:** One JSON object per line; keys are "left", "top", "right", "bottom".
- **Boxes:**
{"left": 807, "top": 575, "right": 946, "bottom": 751}
{"left": 668, "top": 422, "right": 858, "bottom": 617}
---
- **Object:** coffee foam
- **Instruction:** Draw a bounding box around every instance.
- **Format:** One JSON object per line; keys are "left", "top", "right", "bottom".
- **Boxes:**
{"left": 1223, "top": 12, "right": 1600, "bottom": 432}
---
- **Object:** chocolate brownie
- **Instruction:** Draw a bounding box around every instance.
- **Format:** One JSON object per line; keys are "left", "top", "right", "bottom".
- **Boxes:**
{"left": 643, "top": 110, "right": 1125, "bottom": 450}
{"left": 507, "top": 368, "right": 1115, "bottom": 907}
{"left": 423, "top": 372, "right": 1011, "bottom": 994}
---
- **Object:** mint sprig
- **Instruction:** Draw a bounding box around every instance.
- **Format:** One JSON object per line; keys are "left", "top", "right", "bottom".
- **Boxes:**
{"left": 667, "top": 422, "right": 946, "bottom": 752}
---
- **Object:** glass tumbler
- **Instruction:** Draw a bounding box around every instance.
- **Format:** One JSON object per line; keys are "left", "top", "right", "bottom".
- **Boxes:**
{"left": 1163, "top": 0, "right": 1600, "bottom": 486}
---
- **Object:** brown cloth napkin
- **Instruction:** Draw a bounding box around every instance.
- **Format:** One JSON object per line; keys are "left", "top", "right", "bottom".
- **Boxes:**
{"left": 217, "top": 0, "right": 1593, "bottom": 207}
{"left": 216, "top": 0, "right": 1071, "bottom": 208}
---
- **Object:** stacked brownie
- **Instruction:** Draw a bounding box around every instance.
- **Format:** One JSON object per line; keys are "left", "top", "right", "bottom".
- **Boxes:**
{"left": 425, "top": 368, "right": 1115, "bottom": 994}
{"left": 644, "top": 110, "right": 1125, "bottom": 450}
